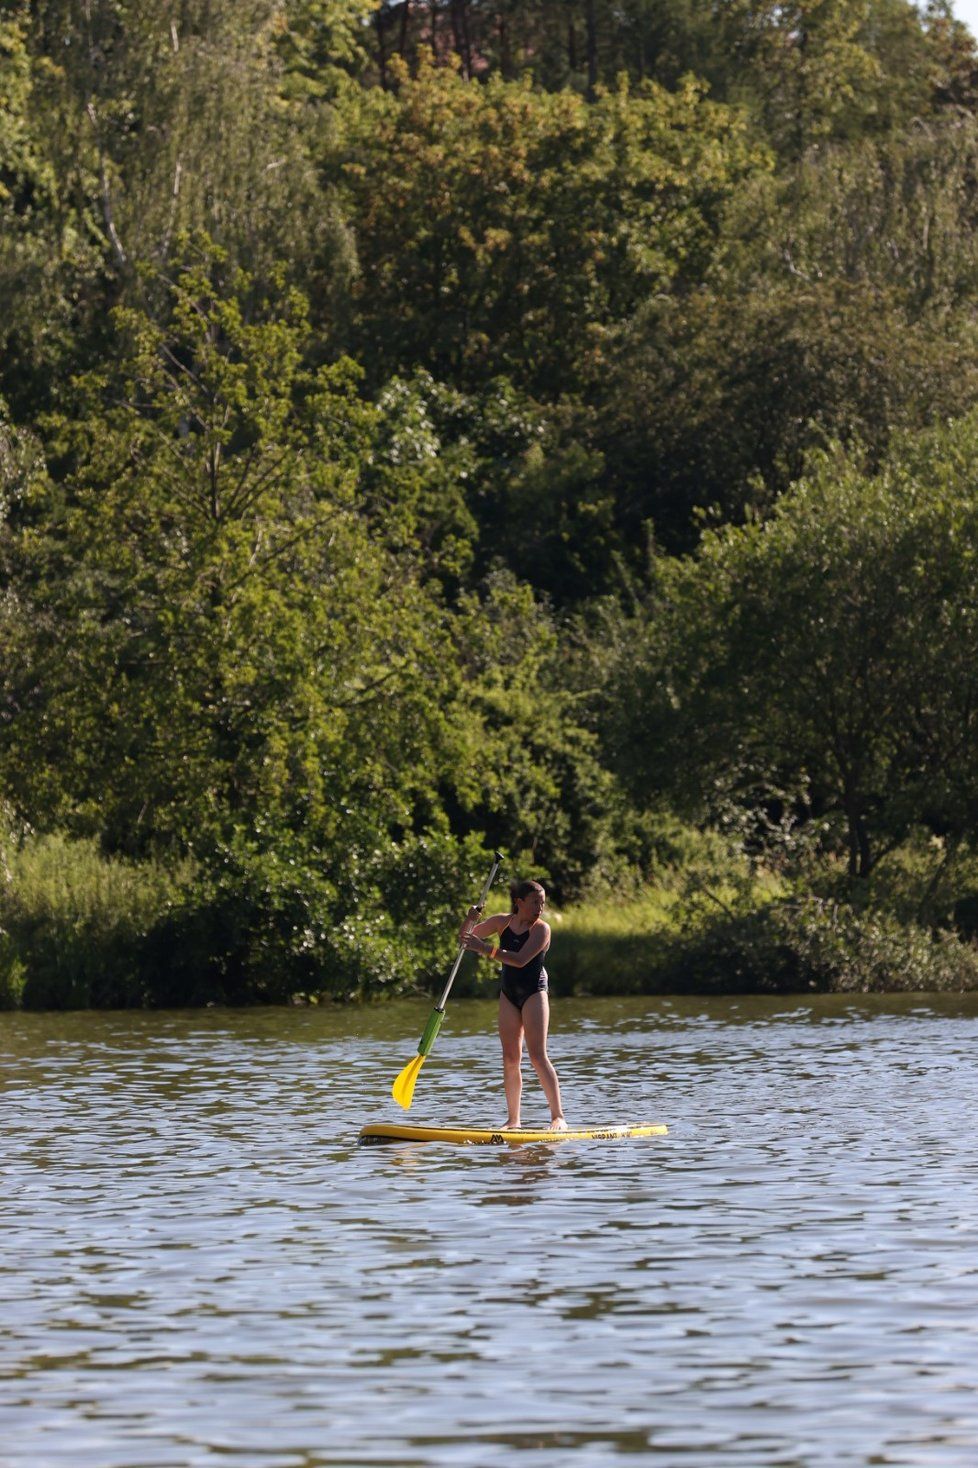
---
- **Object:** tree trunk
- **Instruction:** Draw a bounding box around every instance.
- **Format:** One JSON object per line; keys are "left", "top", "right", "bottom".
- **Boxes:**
{"left": 450, "top": 0, "right": 472, "bottom": 77}
{"left": 844, "top": 793, "right": 873, "bottom": 879}
{"left": 375, "top": 11, "right": 389, "bottom": 89}
{"left": 499, "top": 14, "right": 512, "bottom": 78}
{"left": 855, "top": 812, "right": 872, "bottom": 879}
{"left": 584, "top": 0, "right": 598, "bottom": 101}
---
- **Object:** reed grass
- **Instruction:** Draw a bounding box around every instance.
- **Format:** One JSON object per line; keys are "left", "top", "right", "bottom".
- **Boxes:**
{"left": 0, "top": 831, "right": 193, "bottom": 1009}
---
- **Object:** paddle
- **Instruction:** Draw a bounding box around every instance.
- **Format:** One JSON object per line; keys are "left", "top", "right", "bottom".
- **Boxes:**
{"left": 391, "top": 850, "right": 504, "bottom": 1110}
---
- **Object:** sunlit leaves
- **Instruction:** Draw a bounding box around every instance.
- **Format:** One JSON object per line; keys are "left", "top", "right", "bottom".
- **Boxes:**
{"left": 0, "top": 246, "right": 456, "bottom": 866}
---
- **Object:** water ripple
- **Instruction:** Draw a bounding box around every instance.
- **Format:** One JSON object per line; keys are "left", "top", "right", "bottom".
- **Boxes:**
{"left": 4, "top": 996, "right": 978, "bottom": 1465}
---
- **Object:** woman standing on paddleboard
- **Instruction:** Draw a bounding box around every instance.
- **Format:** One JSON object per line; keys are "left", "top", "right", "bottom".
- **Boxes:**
{"left": 460, "top": 879, "right": 567, "bottom": 1131}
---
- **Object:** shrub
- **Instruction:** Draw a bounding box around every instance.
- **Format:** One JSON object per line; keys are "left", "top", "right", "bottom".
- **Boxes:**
{"left": 654, "top": 898, "right": 978, "bottom": 996}
{"left": 154, "top": 828, "right": 502, "bottom": 1005}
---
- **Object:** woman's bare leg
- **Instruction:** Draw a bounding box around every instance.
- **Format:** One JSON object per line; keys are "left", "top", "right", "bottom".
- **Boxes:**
{"left": 522, "top": 992, "right": 565, "bottom": 1128}
{"left": 498, "top": 993, "right": 524, "bottom": 1128}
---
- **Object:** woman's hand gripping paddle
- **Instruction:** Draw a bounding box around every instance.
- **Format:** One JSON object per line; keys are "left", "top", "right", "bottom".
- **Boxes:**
{"left": 391, "top": 852, "right": 503, "bottom": 1110}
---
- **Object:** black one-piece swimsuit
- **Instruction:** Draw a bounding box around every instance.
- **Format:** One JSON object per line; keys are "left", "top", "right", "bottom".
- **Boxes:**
{"left": 499, "top": 924, "right": 549, "bottom": 1011}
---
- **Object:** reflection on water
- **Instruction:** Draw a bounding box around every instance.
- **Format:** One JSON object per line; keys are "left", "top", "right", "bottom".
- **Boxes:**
{"left": 4, "top": 994, "right": 978, "bottom": 1465}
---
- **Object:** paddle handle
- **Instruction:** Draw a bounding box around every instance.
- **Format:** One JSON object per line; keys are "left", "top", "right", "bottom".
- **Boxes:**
{"left": 435, "top": 851, "right": 503, "bottom": 1011}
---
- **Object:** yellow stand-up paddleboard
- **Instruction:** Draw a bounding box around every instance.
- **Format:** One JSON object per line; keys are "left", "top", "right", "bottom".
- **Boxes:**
{"left": 359, "top": 1122, "right": 668, "bottom": 1146}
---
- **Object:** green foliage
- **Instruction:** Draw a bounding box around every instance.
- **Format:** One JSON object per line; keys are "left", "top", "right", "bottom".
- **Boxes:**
{"left": 0, "top": 0, "right": 353, "bottom": 418}
{"left": 560, "top": 875, "right": 978, "bottom": 997}
{"left": 0, "top": 6, "right": 105, "bottom": 418}
{"left": 849, "top": 829, "right": 978, "bottom": 930}
{"left": 3, "top": 243, "right": 456, "bottom": 862}
{"left": 23, "top": 0, "right": 335, "bottom": 278}
{"left": 332, "top": 57, "right": 769, "bottom": 394}
{"left": 714, "top": 0, "right": 932, "bottom": 154}
{"left": 446, "top": 572, "right": 620, "bottom": 901}
{"left": 1, "top": 247, "right": 621, "bottom": 999}
{"left": 370, "top": 0, "right": 967, "bottom": 142}
{"left": 0, "top": 826, "right": 192, "bottom": 1009}
{"left": 0, "top": 815, "right": 505, "bottom": 1009}
{"left": 0, "top": 8, "right": 44, "bottom": 206}
{"left": 277, "top": 0, "right": 377, "bottom": 98}
{"left": 602, "top": 281, "right": 978, "bottom": 550}
{"left": 655, "top": 899, "right": 978, "bottom": 995}
{"left": 555, "top": 815, "right": 772, "bottom": 994}
{"left": 598, "top": 119, "right": 978, "bottom": 547}
{"left": 8, "top": 2, "right": 978, "bottom": 1004}
{"left": 136, "top": 827, "right": 494, "bottom": 1007}
{"left": 596, "top": 416, "right": 978, "bottom": 879}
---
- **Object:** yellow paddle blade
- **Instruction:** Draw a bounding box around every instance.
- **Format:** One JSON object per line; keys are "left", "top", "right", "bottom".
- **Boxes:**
{"left": 392, "top": 1052, "right": 426, "bottom": 1110}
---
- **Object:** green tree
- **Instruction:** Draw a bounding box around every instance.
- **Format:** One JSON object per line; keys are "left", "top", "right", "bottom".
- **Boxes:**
{"left": 597, "top": 119, "right": 978, "bottom": 549}
{"left": 332, "top": 57, "right": 769, "bottom": 395}
{"left": 278, "top": 0, "right": 377, "bottom": 98}
{"left": 720, "top": 0, "right": 920, "bottom": 153}
{"left": 597, "top": 420, "right": 978, "bottom": 880}
{"left": 1, "top": 0, "right": 353, "bottom": 417}
{"left": 368, "top": 0, "right": 960, "bottom": 135}
{"left": 0, "top": 5, "right": 106, "bottom": 417}
{"left": 1, "top": 241, "right": 618, "bottom": 990}
{"left": 448, "top": 571, "right": 620, "bottom": 898}
{"left": 1, "top": 243, "right": 454, "bottom": 865}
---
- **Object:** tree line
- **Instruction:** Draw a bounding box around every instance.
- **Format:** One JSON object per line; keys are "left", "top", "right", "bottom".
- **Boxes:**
{"left": 4, "top": 0, "right": 978, "bottom": 1005}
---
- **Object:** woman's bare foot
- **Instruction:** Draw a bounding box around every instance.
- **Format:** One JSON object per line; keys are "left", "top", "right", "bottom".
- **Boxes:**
{"left": 549, "top": 1115, "right": 568, "bottom": 1131}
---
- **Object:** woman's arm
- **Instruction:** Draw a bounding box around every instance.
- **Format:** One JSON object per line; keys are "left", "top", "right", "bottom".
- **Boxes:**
{"left": 458, "top": 909, "right": 507, "bottom": 944}
{"left": 466, "top": 920, "right": 551, "bottom": 967}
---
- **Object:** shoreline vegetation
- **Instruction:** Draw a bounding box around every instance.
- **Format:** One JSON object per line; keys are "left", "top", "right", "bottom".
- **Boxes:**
{"left": 7, "top": 6, "right": 978, "bottom": 1008}
{"left": 4, "top": 824, "right": 978, "bottom": 1011}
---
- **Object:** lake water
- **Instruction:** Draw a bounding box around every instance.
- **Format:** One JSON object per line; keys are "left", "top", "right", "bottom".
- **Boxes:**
{"left": 4, "top": 993, "right": 978, "bottom": 1467}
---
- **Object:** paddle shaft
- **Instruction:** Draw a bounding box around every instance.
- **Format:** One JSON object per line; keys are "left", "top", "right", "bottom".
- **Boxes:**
{"left": 391, "top": 850, "right": 506, "bottom": 1105}
{"left": 435, "top": 850, "right": 503, "bottom": 1011}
